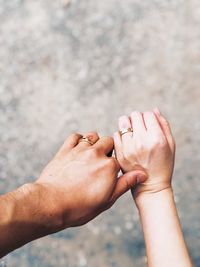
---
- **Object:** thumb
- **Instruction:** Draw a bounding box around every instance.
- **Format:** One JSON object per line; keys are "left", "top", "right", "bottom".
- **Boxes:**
{"left": 111, "top": 170, "right": 147, "bottom": 203}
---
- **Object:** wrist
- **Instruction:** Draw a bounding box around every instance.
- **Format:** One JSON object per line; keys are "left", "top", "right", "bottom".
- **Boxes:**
{"left": 134, "top": 184, "right": 174, "bottom": 210}
{"left": 23, "top": 182, "right": 65, "bottom": 234}
{"left": 0, "top": 183, "right": 63, "bottom": 257}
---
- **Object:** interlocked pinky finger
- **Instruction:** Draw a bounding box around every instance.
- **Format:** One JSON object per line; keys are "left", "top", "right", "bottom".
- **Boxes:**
{"left": 113, "top": 131, "right": 124, "bottom": 163}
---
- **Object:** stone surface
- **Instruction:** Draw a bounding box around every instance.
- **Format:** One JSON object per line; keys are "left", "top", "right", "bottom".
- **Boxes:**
{"left": 0, "top": 0, "right": 200, "bottom": 266}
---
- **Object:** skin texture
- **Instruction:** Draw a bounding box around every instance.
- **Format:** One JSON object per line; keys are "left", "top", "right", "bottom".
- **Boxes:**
{"left": 36, "top": 132, "right": 146, "bottom": 227}
{"left": 0, "top": 110, "right": 194, "bottom": 265}
{"left": 114, "top": 109, "right": 193, "bottom": 267}
{"left": 114, "top": 108, "right": 175, "bottom": 197}
{"left": 0, "top": 131, "right": 146, "bottom": 258}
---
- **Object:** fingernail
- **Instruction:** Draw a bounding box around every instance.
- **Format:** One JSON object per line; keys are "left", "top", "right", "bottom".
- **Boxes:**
{"left": 137, "top": 174, "right": 147, "bottom": 184}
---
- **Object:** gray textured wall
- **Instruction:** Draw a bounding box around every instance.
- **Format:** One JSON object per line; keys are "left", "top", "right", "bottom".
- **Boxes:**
{"left": 0, "top": 0, "right": 200, "bottom": 266}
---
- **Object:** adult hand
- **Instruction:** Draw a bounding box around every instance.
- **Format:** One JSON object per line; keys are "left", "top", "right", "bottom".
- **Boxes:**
{"left": 35, "top": 132, "right": 146, "bottom": 230}
{"left": 114, "top": 109, "right": 175, "bottom": 199}
{"left": 0, "top": 132, "right": 147, "bottom": 258}
{"left": 113, "top": 110, "right": 193, "bottom": 267}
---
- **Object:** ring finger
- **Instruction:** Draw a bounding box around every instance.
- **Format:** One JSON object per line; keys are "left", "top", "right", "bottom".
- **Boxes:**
{"left": 118, "top": 115, "right": 133, "bottom": 144}
{"left": 77, "top": 131, "right": 100, "bottom": 149}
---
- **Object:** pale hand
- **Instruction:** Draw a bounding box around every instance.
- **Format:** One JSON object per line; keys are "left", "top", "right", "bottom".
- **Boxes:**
{"left": 114, "top": 109, "right": 175, "bottom": 198}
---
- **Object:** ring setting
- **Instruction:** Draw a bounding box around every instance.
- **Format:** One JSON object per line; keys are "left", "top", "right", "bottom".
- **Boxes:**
{"left": 120, "top": 128, "right": 133, "bottom": 136}
{"left": 79, "top": 136, "right": 94, "bottom": 145}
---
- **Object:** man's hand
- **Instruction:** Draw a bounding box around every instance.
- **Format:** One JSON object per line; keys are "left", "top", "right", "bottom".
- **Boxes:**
{"left": 35, "top": 132, "right": 146, "bottom": 229}
{"left": 0, "top": 132, "right": 146, "bottom": 257}
{"left": 114, "top": 109, "right": 175, "bottom": 199}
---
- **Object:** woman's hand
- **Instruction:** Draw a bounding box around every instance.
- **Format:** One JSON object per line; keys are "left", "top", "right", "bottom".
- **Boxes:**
{"left": 114, "top": 109, "right": 176, "bottom": 199}
{"left": 114, "top": 109, "right": 193, "bottom": 267}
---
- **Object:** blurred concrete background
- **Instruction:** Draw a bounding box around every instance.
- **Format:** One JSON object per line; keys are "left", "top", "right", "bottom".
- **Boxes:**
{"left": 0, "top": 0, "right": 200, "bottom": 266}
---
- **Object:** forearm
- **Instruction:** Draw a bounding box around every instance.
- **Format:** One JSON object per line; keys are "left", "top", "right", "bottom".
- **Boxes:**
{"left": 136, "top": 188, "right": 193, "bottom": 267}
{"left": 0, "top": 183, "right": 63, "bottom": 258}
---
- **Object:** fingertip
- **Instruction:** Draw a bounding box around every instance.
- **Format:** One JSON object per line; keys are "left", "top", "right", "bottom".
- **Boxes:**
{"left": 118, "top": 115, "right": 132, "bottom": 130}
{"left": 153, "top": 107, "right": 161, "bottom": 116}
{"left": 104, "top": 135, "right": 114, "bottom": 142}
{"left": 118, "top": 115, "right": 128, "bottom": 127}
{"left": 118, "top": 115, "right": 127, "bottom": 121}
{"left": 93, "top": 136, "right": 114, "bottom": 155}
{"left": 84, "top": 131, "right": 100, "bottom": 140}
{"left": 71, "top": 132, "right": 83, "bottom": 138}
{"left": 136, "top": 171, "right": 148, "bottom": 184}
{"left": 130, "top": 110, "right": 142, "bottom": 118}
{"left": 103, "top": 136, "right": 114, "bottom": 148}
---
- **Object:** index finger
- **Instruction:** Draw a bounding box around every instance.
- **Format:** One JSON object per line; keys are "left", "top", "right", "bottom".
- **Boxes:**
{"left": 93, "top": 136, "right": 114, "bottom": 155}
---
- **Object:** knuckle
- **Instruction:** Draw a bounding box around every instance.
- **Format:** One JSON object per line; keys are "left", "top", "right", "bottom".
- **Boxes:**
{"left": 135, "top": 142, "right": 146, "bottom": 152}
{"left": 105, "top": 136, "right": 114, "bottom": 145}
{"left": 123, "top": 149, "right": 133, "bottom": 159}
{"left": 151, "top": 137, "right": 167, "bottom": 149}
{"left": 158, "top": 136, "right": 167, "bottom": 147}
{"left": 158, "top": 140, "right": 167, "bottom": 149}
{"left": 85, "top": 148, "right": 99, "bottom": 158}
{"left": 90, "top": 148, "right": 100, "bottom": 157}
{"left": 134, "top": 140, "right": 146, "bottom": 154}
{"left": 61, "top": 133, "right": 82, "bottom": 149}
{"left": 106, "top": 158, "right": 117, "bottom": 168}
